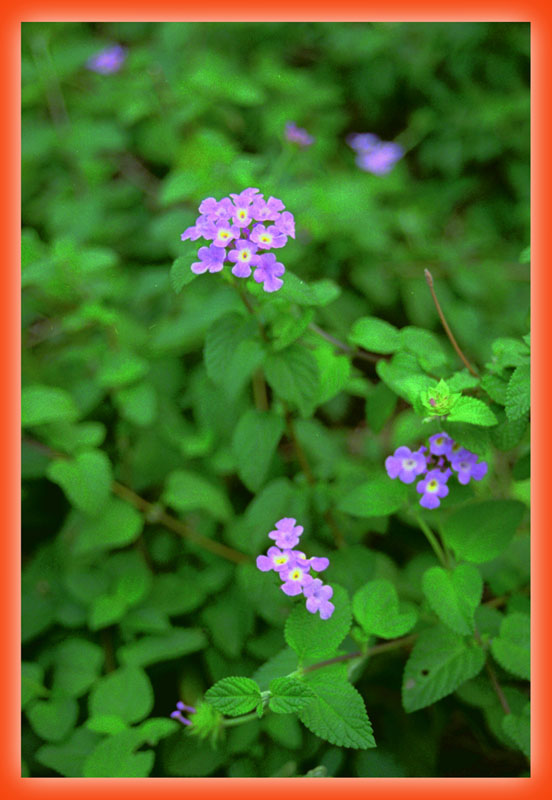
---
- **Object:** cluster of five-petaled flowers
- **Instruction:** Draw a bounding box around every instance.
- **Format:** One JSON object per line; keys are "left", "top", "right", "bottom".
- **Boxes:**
{"left": 181, "top": 188, "right": 294, "bottom": 293}
{"left": 386, "top": 431, "right": 488, "bottom": 509}
{"left": 256, "top": 517, "right": 335, "bottom": 620}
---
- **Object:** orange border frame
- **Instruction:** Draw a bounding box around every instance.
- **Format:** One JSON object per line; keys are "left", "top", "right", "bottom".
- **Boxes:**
{"left": 7, "top": 3, "right": 548, "bottom": 798}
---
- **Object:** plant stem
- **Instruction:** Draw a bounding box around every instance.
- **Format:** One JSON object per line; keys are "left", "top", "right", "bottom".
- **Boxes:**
{"left": 308, "top": 322, "right": 380, "bottom": 364}
{"left": 424, "top": 269, "right": 479, "bottom": 377}
{"left": 412, "top": 511, "right": 448, "bottom": 568}
{"left": 221, "top": 711, "right": 260, "bottom": 728}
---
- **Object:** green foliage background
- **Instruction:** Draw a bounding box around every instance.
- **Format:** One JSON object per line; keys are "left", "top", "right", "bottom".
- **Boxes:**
{"left": 22, "top": 21, "right": 530, "bottom": 778}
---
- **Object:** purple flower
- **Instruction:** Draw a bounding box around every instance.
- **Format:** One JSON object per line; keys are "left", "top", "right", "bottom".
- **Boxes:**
{"left": 253, "top": 253, "right": 285, "bottom": 293}
{"left": 191, "top": 245, "right": 226, "bottom": 274}
{"left": 198, "top": 197, "right": 233, "bottom": 221}
{"left": 209, "top": 221, "right": 240, "bottom": 248}
{"left": 170, "top": 701, "right": 196, "bottom": 727}
{"left": 285, "top": 121, "right": 315, "bottom": 148}
{"left": 385, "top": 446, "right": 428, "bottom": 484}
{"left": 280, "top": 563, "right": 313, "bottom": 596}
{"left": 268, "top": 517, "right": 304, "bottom": 549}
{"left": 86, "top": 44, "right": 127, "bottom": 74}
{"left": 230, "top": 188, "right": 260, "bottom": 205}
{"left": 256, "top": 546, "right": 298, "bottom": 573}
{"left": 301, "top": 555, "right": 330, "bottom": 572}
{"left": 303, "top": 579, "right": 335, "bottom": 620}
{"left": 228, "top": 240, "right": 260, "bottom": 278}
{"left": 250, "top": 224, "right": 287, "bottom": 250}
{"left": 416, "top": 469, "right": 450, "bottom": 510}
{"left": 273, "top": 211, "right": 296, "bottom": 239}
{"left": 428, "top": 432, "right": 454, "bottom": 457}
{"left": 347, "top": 132, "right": 403, "bottom": 175}
{"left": 250, "top": 196, "right": 285, "bottom": 222}
{"left": 356, "top": 142, "right": 403, "bottom": 175}
{"left": 450, "top": 451, "right": 488, "bottom": 485}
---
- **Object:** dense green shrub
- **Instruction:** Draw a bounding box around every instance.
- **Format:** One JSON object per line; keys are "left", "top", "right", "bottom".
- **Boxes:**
{"left": 22, "top": 21, "right": 529, "bottom": 778}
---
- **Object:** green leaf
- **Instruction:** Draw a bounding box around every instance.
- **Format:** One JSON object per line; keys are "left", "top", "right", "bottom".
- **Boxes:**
{"left": 337, "top": 473, "right": 407, "bottom": 517}
{"left": 97, "top": 350, "right": 149, "bottom": 389}
{"left": 204, "top": 311, "right": 265, "bottom": 400}
{"left": 502, "top": 702, "right": 530, "bottom": 757}
{"left": 114, "top": 382, "right": 157, "bottom": 427}
{"left": 36, "top": 727, "right": 102, "bottom": 777}
{"left": 278, "top": 271, "right": 341, "bottom": 306}
{"left": 117, "top": 628, "right": 207, "bottom": 667}
{"left": 400, "top": 326, "right": 447, "bottom": 371}
{"left": 491, "top": 338, "right": 530, "bottom": 371}
{"left": 51, "top": 638, "right": 104, "bottom": 698}
{"left": 46, "top": 450, "right": 112, "bottom": 516}
{"left": 89, "top": 666, "right": 154, "bottom": 724}
{"left": 505, "top": 363, "right": 530, "bottom": 421}
{"left": 231, "top": 409, "right": 284, "bottom": 492}
{"left": 481, "top": 373, "right": 509, "bottom": 405}
{"left": 365, "top": 382, "right": 397, "bottom": 433}
{"left": 490, "top": 409, "right": 528, "bottom": 451}
{"left": 27, "top": 696, "right": 79, "bottom": 742}
{"left": 442, "top": 500, "right": 525, "bottom": 563}
{"left": 83, "top": 729, "right": 155, "bottom": 778}
{"left": 490, "top": 612, "right": 530, "bottom": 680}
{"left": 170, "top": 255, "right": 198, "bottom": 293}
{"left": 376, "top": 353, "right": 434, "bottom": 406}
{"left": 284, "top": 585, "right": 352, "bottom": 663}
{"left": 135, "top": 717, "right": 180, "bottom": 746}
{"left": 353, "top": 579, "right": 418, "bottom": 639}
{"left": 205, "top": 676, "right": 262, "bottom": 717}
{"left": 73, "top": 497, "right": 143, "bottom": 555}
{"left": 253, "top": 647, "right": 299, "bottom": 691}
{"left": 202, "top": 586, "right": 254, "bottom": 658}
{"left": 162, "top": 469, "right": 232, "bottom": 522}
{"left": 349, "top": 317, "right": 401, "bottom": 354}
{"left": 264, "top": 345, "right": 319, "bottom": 417}
{"left": 313, "top": 345, "right": 351, "bottom": 405}
{"left": 89, "top": 593, "right": 128, "bottom": 630}
{"left": 446, "top": 396, "right": 498, "bottom": 426}
{"left": 300, "top": 665, "right": 376, "bottom": 749}
{"left": 86, "top": 715, "right": 128, "bottom": 735}
{"left": 22, "top": 384, "right": 80, "bottom": 427}
{"left": 271, "top": 308, "right": 314, "bottom": 351}
{"left": 22, "top": 662, "right": 47, "bottom": 707}
{"left": 268, "top": 677, "right": 314, "bottom": 714}
{"left": 402, "top": 625, "right": 485, "bottom": 712}
{"left": 422, "top": 564, "right": 483, "bottom": 635}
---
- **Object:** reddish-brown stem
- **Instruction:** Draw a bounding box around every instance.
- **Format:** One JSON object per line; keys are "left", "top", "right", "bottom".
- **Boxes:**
{"left": 424, "top": 269, "right": 479, "bottom": 377}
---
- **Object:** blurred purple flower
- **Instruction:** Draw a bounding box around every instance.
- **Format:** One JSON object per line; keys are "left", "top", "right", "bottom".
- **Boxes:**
{"left": 280, "top": 563, "right": 313, "bottom": 596}
{"left": 274, "top": 211, "right": 296, "bottom": 239}
{"left": 347, "top": 132, "right": 403, "bottom": 175}
{"left": 256, "top": 546, "right": 297, "bottom": 573}
{"left": 428, "top": 432, "right": 454, "bottom": 457}
{"left": 228, "top": 240, "right": 260, "bottom": 278}
{"left": 303, "top": 579, "right": 335, "bottom": 620}
{"left": 86, "top": 44, "right": 127, "bottom": 75}
{"left": 285, "top": 121, "right": 315, "bottom": 147}
{"left": 450, "top": 451, "right": 488, "bottom": 485}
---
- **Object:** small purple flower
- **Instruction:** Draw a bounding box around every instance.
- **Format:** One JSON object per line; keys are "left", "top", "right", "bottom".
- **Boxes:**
{"left": 170, "top": 701, "right": 196, "bottom": 727}
{"left": 385, "top": 446, "right": 428, "bottom": 484}
{"left": 298, "top": 554, "right": 329, "bottom": 572}
{"left": 250, "top": 224, "right": 287, "bottom": 250}
{"left": 256, "top": 546, "right": 298, "bottom": 573}
{"left": 280, "top": 563, "right": 313, "bottom": 596}
{"left": 273, "top": 211, "right": 296, "bottom": 239}
{"left": 356, "top": 142, "right": 403, "bottom": 175}
{"left": 198, "top": 197, "right": 233, "bottom": 221}
{"left": 228, "top": 240, "right": 260, "bottom": 278}
{"left": 191, "top": 244, "right": 226, "bottom": 274}
{"left": 303, "top": 579, "right": 335, "bottom": 620}
{"left": 450, "top": 451, "right": 488, "bottom": 485}
{"left": 86, "top": 44, "right": 127, "bottom": 75}
{"left": 428, "top": 432, "right": 454, "bottom": 457}
{"left": 285, "top": 121, "right": 315, "bottom": 148}
{"left": 250, "top": 196, "right": 285, "bottom": 222}
{"left": 181, "top": 224, "right": 204, "bottom": 242}
{"left": 268, "top": 517, "right": 304, "bottom": 549}
{"left": 416, "top": 469, "right": 450, "bottom": 510}
{"left": 253, "top": 253, "right": 286, "bottom": 293}
{"left": 230, "top": 188, "right": 260, "bottom": 205}
{"left": 346, "top": 133, "right": 379, "bottom": 152}
{"left": 209, "top": 221, "right": 240, "bottom": 248}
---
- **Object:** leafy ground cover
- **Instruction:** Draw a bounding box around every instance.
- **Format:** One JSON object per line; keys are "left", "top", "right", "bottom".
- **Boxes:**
{"left": 22, "top": 21, "right": 530, "bottom": 778}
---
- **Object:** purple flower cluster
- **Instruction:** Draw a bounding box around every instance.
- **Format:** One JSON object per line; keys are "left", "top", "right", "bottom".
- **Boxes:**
{"left": 181, "top": 188, "right": 294, "bottom": 293}
{"left": 347, "top": 133, "right": 404, "bottom": 175}
{"left": 256, "top": 518, "right": 334, "bottom": 620}
{"left": 170, "top": 701, "right": 196, "bottom": 727}
{"left": 285, "top": 121, "right": 315, "bottom": 148}
{"left": 86, "top": 44, "right": 127, "bottom": 75}
{"left": 385, "top": 432, "right": 488, "bottom": 510}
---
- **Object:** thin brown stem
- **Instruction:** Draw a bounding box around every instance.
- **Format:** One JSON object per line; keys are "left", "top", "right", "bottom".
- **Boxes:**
{"left": 22, "top": 437, "right": 250, "bottom": 565}
{"left": 424, "top": 269, "right": 479, "bottom": 377}
{"left": 308, "top": 322, "right": 380, "bottom": 364}
{"left": 302, "top": 633, "right": 418, "bottom": 675}
{"left": 252, "top": 369, "right": 269, "bottom": 411}
{"left": 474, "top": 625, "right": 511, "bottom": 715}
